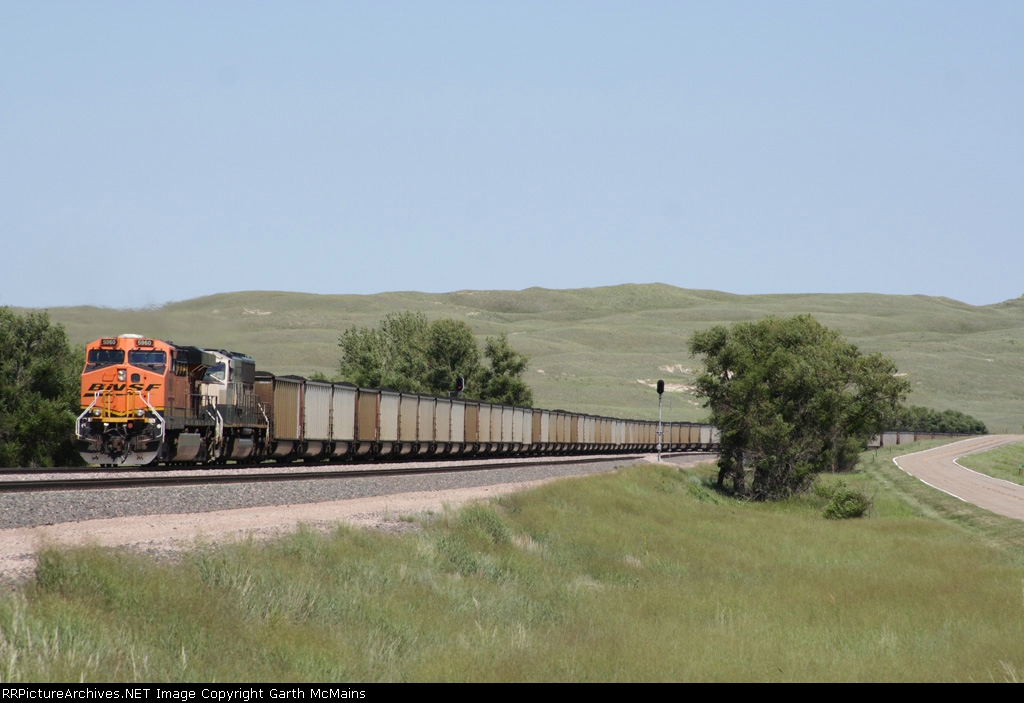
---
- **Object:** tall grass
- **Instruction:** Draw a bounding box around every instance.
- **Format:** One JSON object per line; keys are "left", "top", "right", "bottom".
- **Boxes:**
{"left": 3, "top": 444, "right": 1024, "bottom": 681}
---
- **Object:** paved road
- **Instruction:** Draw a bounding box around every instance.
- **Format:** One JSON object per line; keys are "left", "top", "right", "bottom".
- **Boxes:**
{"left": 893, "top": 435, "right": 1024, "bottom": 521}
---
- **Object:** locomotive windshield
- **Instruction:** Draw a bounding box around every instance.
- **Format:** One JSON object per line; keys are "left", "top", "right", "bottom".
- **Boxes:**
{"left": 203, "top": 362, "right": 226, "bottom": 384}
{"left": 86, "top": 349, "right": 125, "bottom": 371}
{"left": 128, "top": 349, "right": 167, "bottom": 373}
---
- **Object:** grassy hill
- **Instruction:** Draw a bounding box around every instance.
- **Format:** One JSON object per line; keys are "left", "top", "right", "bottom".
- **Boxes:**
{"left": 22, "top": 284, "right": 1024, "bottom": 431}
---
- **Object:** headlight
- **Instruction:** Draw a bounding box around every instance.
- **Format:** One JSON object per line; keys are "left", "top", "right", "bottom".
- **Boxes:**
{"left": 92, "top": 408, "right": 102, "bottom": 417}
{"left": 117, "top": 369, "right": 126, "bottom": 382}
{"left": 135, "top": 409, "right": 145, "bottom": 417}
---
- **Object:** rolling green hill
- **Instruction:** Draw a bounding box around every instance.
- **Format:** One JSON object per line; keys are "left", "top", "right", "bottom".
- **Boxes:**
{"left": 19, "top": 284, "right": 1024, "bottom": 431}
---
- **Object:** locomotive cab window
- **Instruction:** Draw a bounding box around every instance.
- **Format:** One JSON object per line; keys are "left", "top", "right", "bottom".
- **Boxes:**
{"left": 204, "top": 363, "right": 226, "bottom": 384}
{"left": 128, "top": 350, "right": 167, "bottom": 373}
{"left": 86, "top": 349, "right": 125, "bottom": 371}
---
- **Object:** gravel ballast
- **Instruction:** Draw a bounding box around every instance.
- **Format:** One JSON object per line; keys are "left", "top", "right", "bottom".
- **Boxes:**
{"left": 0, "top": 455, "right": 666, "bottom": 531}
{"left": 0, "top": 454, "right": 715, "bottom": 583}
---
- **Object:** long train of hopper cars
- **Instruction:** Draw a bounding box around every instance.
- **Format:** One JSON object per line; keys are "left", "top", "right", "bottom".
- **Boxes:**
{"left": 76, "top": 334, "right": 720, "bottom": 467}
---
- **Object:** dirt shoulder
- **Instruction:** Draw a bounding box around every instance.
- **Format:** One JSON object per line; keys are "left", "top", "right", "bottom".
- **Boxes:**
{"left": 0, "top": 478, "right": 570, "bottom": 584}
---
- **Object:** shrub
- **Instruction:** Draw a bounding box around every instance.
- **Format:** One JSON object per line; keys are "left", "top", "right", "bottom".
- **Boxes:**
{"left": 821, "top": 481, "right": 872, "bottom": 520}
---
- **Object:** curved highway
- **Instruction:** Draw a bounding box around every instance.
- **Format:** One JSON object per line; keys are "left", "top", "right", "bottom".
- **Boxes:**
{"left": 893, "top": 435, "right": 1024, "bottom": 521}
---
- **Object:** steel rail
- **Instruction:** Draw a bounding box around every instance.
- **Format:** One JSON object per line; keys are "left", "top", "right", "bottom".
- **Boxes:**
{"left": 0, "top": 453, "right": 701, "bottom": 493}
{"left": 0, "top": 450, "right": 714, "bottom": 476}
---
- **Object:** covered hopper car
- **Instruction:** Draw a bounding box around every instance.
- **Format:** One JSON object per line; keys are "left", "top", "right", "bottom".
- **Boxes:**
{"left": 77, "top": 334, "right": 719, "bottom": 467}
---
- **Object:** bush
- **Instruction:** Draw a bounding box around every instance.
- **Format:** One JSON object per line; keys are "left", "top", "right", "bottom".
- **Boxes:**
{"left": 820, "top": 481, "right": 872, "bottom": 520}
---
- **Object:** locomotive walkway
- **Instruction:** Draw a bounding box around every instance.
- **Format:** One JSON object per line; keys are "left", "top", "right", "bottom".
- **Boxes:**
{"left": 893, "top": 434, "right": 1024, "bottom": 521}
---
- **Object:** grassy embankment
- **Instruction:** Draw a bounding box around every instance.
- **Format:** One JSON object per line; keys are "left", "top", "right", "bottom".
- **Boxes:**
{"left": 958, "top": 440, "right": 1024, "bottom": 486}
{"left": 33, "top": 284, "right": 1024, "bottom": 430}
{"left": 2, "top": 440, "right": 1024, "bottom": 682}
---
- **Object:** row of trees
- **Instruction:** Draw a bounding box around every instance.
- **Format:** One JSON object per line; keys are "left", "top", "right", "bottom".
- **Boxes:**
{"left": 338, "top": 312, "right": 534, "bottom": 406}
{"left": 890, "top": 405, "right": 987, "bottom": 434}
{"left": 0, "top": 308, "right": 83, "bottom": 467}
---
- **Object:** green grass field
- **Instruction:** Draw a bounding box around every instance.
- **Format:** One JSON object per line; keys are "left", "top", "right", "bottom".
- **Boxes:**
{"left": 23, "top": 284, "right": 1024, "bottom": 430}
{"left": 3, "top": 441, "right": 1024, "bottom": 682}
{"left": 958, "top": 440, "right": 1024, "bottom": 486}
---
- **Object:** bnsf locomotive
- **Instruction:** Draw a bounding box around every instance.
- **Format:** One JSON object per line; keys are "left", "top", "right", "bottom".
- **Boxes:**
{"left": 77, "top": 335, "right": 266, "bottom": 466}
{"left": 77, "top": 334, "right": 720, "bottom": 467}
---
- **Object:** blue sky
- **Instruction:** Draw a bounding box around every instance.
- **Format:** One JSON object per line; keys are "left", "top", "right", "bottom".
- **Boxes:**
{"left": 3, "top": 1, "right": 1021, "bottom": 309}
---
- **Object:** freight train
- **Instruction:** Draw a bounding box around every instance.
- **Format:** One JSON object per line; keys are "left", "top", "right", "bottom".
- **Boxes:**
{"left": 76, "top": 334, "right": 720, "bottom": 467}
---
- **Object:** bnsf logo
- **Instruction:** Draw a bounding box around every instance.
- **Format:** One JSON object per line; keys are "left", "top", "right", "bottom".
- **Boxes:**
{"left": 84, "top": 383, "right": 162, "bottom": 393}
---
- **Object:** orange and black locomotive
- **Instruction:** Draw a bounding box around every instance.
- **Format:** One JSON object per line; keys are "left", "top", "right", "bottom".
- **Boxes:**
{"left": 77, "top": 335, "right": 267, "bottom": 465}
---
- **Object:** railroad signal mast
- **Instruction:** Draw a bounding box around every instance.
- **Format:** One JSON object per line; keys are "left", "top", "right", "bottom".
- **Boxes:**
{"left": 656, "top": 379, "right": 665, "bottom": 461}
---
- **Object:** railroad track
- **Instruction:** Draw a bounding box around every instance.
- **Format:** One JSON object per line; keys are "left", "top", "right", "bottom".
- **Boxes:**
{"left": 0, "top": 452, "right": 713, "bottom": 494}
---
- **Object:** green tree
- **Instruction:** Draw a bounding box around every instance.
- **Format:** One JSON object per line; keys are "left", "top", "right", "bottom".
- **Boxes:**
{"left": 891, "top": 405, "right": 987, "bottom": 434}
{"left": 338, "top": 311, "right": 431, "bottom": 392}
{"left": 0, "top": 308, "right": 84, "bottom": 467}
{"left": 339, "top": 314, "right": 533, "bottom": 402}
{"left": 480, "top": 333, "right": 534, "bottom": 406}
{"left": 425, "top": 318, "right": 483, "bottom": 395}
{"left": 689, "top": 315, "right": 909, "bottom": 501}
